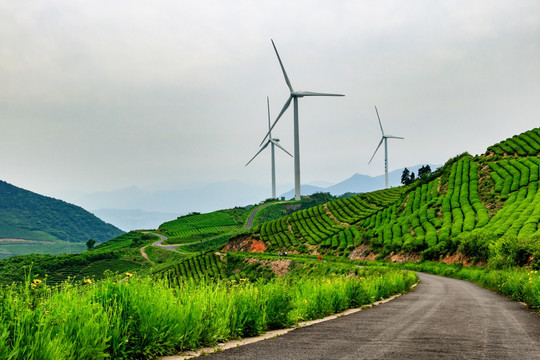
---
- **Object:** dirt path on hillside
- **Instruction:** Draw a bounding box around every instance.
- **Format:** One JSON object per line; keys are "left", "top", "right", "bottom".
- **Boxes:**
{"left": 192, "top": 272, "right": 540, "bottom": 360}
{"left": 139, "top": 246, "right": 155, "bottom": 265}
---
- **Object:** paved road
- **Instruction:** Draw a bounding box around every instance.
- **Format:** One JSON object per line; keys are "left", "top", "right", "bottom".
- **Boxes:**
{"left": 152, "top": 232, "right": 183, "bottom": 252}
{"left": 203, "top": 272, "right": 540, "bottom": 360}
{"left": 242, "top": 201, "right": 285, "bottom": 230}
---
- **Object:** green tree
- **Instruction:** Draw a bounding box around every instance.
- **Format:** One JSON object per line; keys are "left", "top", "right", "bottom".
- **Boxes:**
{"left": 418, "top": 165, "right": 432, "bottom": 178}
{"left": 401, "top": 168, "right": 411, "bottom": 185}
{"left": 86, "top": 238, "right": 96, "bottom": 250}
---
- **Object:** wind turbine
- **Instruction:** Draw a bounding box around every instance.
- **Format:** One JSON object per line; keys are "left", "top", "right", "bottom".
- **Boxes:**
{"left": 368, "top": 106, "right": 404, "bottom": 189}
{"left": 261, "top": 39, "right": 344, "bottom": 201}
{"left": 246, "top": 97, "right": 293, "bottom": 199}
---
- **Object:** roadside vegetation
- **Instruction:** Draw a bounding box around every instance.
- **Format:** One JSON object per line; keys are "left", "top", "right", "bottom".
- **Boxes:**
{"left": 0, "top": 257, "right": 416, "bottom": 359}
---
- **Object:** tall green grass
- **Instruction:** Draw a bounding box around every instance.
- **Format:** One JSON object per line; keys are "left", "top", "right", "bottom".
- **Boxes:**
{"left": 0, "top": 268, "right": 416, "bottom": 359}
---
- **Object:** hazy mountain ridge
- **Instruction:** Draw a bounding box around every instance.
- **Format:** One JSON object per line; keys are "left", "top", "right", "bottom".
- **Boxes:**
{"left": 279, "top": 164, "right": 440, "bottom": 199}
{"left": 0, "top": 180, "right": 124, "bottom": 243}
{"left": 77, "top": 164, "right": 438, "bottom": 231}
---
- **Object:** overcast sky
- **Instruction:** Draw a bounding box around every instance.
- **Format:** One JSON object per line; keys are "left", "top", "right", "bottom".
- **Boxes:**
{"left": 1, "top": 0, "right": 539, "bottom": 201}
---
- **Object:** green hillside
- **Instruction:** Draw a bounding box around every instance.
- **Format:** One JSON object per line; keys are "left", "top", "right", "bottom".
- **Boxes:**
{"left": 241, "top": 127, "right": 540, "bottom": 267}
{"left": 0, "top": 128, "right": 538, "bottom": 359}
{"left": 0, "top": 180, "right": 124, "bottom": 254}
{"left": 158, "top": 208, "right": 249, "bottom": 244}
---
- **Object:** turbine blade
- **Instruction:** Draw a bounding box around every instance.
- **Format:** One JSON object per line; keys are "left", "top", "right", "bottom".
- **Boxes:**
{"left": 271, "top": 139, "right": 293, "bottom": 157}
{"left": 368, "top": 137, "right": 384, "bottom": 164}
{"left": 271, "top": 39, "right": 294, "bottom": 93}
{"left": 245, "top": 141, "right": 270, "bottom": 166}
{"left": 266, "top": 96, "right": 271, "bottom": 135}
{"left": 386, "top": 135, "right": 404, "bottom": 140}
{"left": 260, "top": 95, "right": 292, "bottom": 146}
{"left": 295, "top": 91, "right": 345, "bottom": 97}
{"left": 375, "top": 105, "right": 385, "bottom": 136}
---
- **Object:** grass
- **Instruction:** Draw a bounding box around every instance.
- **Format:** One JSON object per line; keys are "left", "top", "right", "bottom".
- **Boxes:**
{"left": 0, "top": 263, "right": 417, "bottom": 359}
{"left": 0, "top": 232, "right": 158, "bottom": 285}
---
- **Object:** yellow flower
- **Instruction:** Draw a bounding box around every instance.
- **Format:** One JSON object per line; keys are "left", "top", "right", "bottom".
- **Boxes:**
{"left": 84, "top": 279, "right": 92, "bottom": 284}
{"left": 125, "top": 272, "right": 133, "bottom": 278}
{"left": 33, "top": 279, "right": 42, "bottom": 284}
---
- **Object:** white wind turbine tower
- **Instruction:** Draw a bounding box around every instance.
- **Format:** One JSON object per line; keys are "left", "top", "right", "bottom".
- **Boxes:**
{"left": 368, "top": 106, "right": 404, "bottom": 189}
{"left": 261, "top": 39, "right": 344, "bottom": 201}
{"left": 246, "top": 97, "right": 293, "bottom": 199}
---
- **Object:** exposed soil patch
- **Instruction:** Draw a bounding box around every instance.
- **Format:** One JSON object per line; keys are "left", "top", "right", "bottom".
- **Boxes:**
{"left": 439, "top": 252, "right": 477, "bottom": 266}
{"left": 283, "top": 204, "right": 301, "bottom": 211}
{"left": 245, "top": 258, "right": 292, "bottom": 277}
{"left": 349, "top": 246, "right": 422, "bottom": 263}
{"left": 389, "top": 252, "right": 422, "bottom": 263}
{"left": 222, "top": 236, "right": 266, "bottom": 253}
{"left": 348, "top": 245, "right": 377, "bottom": 261}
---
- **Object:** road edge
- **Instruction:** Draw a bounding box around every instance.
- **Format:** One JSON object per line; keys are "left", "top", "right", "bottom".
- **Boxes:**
{"left": 161, "top": 281, "right": 419, "bottom": 360}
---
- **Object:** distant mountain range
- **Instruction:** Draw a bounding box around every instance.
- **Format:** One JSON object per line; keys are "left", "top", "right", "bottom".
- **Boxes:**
{"left": 0, "top": 180, "right": 123, "bottom": 243}
{"left": 64, "top": 164, "right": 438, "bottom": 231}
{"left": 279, "top": 164, "right": 440, "bottom": 199}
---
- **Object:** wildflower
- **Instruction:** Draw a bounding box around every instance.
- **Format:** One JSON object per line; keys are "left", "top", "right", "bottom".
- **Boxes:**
{"left": 125, "top": 272, "right": 133, "bottom": 278}
{"left": 31, "top": 283, "right": 37, "bottom": 288}
{"left": 84, "top": 279, "right": 92, "bottom": 284}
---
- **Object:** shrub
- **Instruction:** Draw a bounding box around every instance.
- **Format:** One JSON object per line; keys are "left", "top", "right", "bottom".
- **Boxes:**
{"left": 455, "top": 232, "right": 492, "bottom": 264}
{"left": 488, "top": 235, "right": 540, "bottom": 269}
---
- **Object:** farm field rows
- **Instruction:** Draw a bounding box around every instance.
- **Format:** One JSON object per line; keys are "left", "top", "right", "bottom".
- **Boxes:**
{"left": 158, "top": 208, "right": 249, "bottom": 244}
{"left": 248, "top": 128, "right": 540, "bottom": 262}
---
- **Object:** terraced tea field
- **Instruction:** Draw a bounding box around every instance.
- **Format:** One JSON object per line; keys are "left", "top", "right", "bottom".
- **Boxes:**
{"left": 247, "top": 128, "right": 540, "bottom": 260}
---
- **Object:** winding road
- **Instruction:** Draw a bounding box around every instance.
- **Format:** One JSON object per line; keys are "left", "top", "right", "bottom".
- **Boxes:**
{"left": 200, "top": 272, "right": 540, "bottom": 360}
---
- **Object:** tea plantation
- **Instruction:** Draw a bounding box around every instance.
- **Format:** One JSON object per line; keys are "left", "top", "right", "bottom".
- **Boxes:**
{"left": 244, "top": 127, "right": 540, "bottom": 267}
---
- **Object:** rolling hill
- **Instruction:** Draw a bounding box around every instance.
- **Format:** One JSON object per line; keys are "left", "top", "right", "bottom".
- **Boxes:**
{"left": 0, "top": 180, "right": 124, "bottom": 252}
{"left": 237, "top": 127, "right": 540, "bottom": 266}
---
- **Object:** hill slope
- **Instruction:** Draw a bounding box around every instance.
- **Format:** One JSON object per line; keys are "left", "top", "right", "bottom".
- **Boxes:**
{"left": 0, "top": 180, "right": 124, "bottom": 243}
{"left": 243, "top": 127, "right": 540, "bottom": 266}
